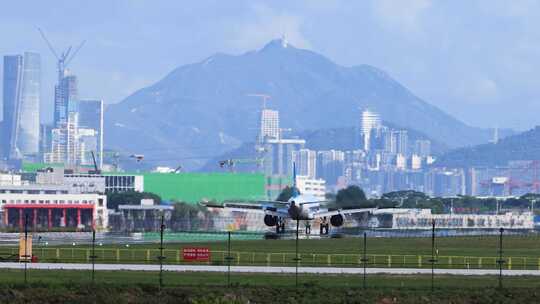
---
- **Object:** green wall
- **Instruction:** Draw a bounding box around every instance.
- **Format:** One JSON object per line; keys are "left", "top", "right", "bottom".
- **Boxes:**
{"left": 143, "top": 173, "right": 267, "bottom": 203}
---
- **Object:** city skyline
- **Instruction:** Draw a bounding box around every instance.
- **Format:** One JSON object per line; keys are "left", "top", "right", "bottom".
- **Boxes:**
{"left": 1, "top": 1, "right": 540, "bottom": 130}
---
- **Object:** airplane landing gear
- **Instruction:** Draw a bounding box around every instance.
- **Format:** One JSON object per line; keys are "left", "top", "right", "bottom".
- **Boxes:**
{"left": 320, "top": 217, "right": 329, "bottom": 235}
{"left": 275, "top": 218, "right": 286, "bottom": 234}
{"left": 305, "top": 222, "right": 311, "bottom": 235}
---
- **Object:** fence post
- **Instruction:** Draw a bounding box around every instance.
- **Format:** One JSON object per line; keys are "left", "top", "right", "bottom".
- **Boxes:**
{"left": 497, "top": 227, "right": 505, "bottom": 290}
{"left": 361, "top": 232, "right": 368, "bottom": 289}
{"left": 294, "top": 219, "right": 300, "bottom": 289}
{"left": 90, "top": 229, "right": 97, "bottom": 284}
{"left": 158, "top": 215, "right": 165, "bottom": 289}
{"left": 24, "top": 214, "right": 28, "bottom": 285}
{"left": 430, "top": 219, "right": 437, "bottom": 292}
{"left": 226, "top": 231, "right": 232, "bottom": 287}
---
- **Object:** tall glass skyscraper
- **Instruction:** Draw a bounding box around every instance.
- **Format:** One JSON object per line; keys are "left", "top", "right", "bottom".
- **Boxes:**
{"left": 54, "top": 74, "right": 78, "bottom": 127}
{"left": 78, "top": 99, "right": 104, "bottom": 167}
{"left": 2, "top": 52, "right": 41, "bottom": 159}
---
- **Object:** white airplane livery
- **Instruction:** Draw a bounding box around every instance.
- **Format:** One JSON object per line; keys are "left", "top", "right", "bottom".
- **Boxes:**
{"left": 259, "top": 163, "right": 377, "bottom": 235}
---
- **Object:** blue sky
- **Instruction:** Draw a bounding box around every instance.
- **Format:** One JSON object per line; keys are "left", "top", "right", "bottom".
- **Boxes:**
{"left": 1, "top": 0, "right": 539, "bottom": 130}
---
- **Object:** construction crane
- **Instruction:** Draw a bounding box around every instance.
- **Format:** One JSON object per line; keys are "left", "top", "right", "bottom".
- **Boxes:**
{"left": 219, "top": 158, "right": 264, "bottom": 173}
{"left": 247, "top": 94, "right": 271, "bottom": 109}
{"left": 82, "top": 151, "right": 121, "bottom": 172}
{"left": 37, "top": 27, "right": 86, "bottom": 82}
{"left": 89, "top": 151, "right": 101, "bottom": 175}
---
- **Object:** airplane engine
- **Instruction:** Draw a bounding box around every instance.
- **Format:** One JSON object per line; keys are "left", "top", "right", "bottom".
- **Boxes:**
{"left": 264, "top": 215, "right": 278, "bottom": 226}
{"left": 330, "top": 214, "right": 344, "bottom": 227}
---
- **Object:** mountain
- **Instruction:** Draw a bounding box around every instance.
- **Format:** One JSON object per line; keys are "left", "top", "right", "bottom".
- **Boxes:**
{"left": 199, "top": 123, "right": 450, "bottom": 172}
{"left": 434, "top": 126, "right": 540, "bottom": 168}
{"left": 105, "top": 39, "right": 500, "bottom": 170}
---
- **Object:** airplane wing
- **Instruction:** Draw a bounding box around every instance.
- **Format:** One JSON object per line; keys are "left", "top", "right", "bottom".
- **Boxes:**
{"left": 201, "top": 201, "right": 290, "bottom": 217}
{"left": 313, "top": 208, "right": 376, "bottom": 218}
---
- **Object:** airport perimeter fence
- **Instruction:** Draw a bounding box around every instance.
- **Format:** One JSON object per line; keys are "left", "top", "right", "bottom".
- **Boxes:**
{"left": 2, "top": 217, "right": 540, "bottom": 290}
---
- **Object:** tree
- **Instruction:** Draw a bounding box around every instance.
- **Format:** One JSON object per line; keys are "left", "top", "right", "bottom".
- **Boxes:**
{"left": 382, "top": 190, "right": 429, "bottom": 205}
{"left": 276, "top": 186, "right": 297, "bottom": 202}
{"left": 106, "top": 191, "right": 162, "bottom": 210}
{"left": 335, "top": 185, "right": 370, "bottom": 208}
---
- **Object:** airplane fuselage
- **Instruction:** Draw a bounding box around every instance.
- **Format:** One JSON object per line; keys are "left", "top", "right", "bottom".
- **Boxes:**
{"left": 287, "top": 194, "right": 322, "bottom": 220}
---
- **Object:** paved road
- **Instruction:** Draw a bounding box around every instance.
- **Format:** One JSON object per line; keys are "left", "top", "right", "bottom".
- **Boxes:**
{"left": 0, "top": 262, "right": 539, "bottom": 276}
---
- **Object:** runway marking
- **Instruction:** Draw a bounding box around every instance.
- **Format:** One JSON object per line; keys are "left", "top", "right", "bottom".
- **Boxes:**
{"left": 0, "top": 262, "right": 538, "bottom": 276}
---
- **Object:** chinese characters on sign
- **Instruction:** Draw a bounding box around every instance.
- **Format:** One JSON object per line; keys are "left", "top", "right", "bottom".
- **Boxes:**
{"left": 182, "top": 247, "right": 211, "bottom": 261}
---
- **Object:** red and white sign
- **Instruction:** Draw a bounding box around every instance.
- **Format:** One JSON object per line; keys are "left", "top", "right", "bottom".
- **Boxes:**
{"left": 183, "top": 247, "right": 211, "bottom": 261}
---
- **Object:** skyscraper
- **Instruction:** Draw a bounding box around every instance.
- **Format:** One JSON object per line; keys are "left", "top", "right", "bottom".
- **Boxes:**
{"left": 360, "top": 109, "right": 381, "bottom": 151}
{"left": 2, "top": 52, "right": 41, "bottom": 159}
{"left": 78, "top": 99, "right": 104, "bottom": 167}
{"left": 259, "top": 109, "right": 280, "bottom": 142}
{"left": 54, "top": 74, "right": 78, "bottom": 127}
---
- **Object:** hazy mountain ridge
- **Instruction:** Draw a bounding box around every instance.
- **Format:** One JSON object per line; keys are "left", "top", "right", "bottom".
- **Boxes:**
{"left": 434, "top": 126, "right": 540, "bottom": 168}
{"left": 104, "top": 39, "right": 500, "bottom": 170}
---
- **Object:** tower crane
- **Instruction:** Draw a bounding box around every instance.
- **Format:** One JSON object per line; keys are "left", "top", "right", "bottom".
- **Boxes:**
{"left": 83, "top": 151, "right": 121, "bottom": 172}
{"left": 37, "top": 27, "right": 86, "bottom": 82}
{"left": 219, "top": 158, "right": 264, "bottom": 173}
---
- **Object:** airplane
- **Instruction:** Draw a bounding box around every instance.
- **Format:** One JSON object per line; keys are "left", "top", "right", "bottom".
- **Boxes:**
{"left": 208, "top": 163, "right": 383, "bottom": 235}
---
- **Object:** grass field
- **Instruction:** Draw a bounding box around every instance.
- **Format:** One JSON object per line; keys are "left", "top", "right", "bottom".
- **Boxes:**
{"left": 0, "top": 269, "right": 539, "bottom": 303}
{"left": 2, "top": 235, "right": 540, "bottom": 269}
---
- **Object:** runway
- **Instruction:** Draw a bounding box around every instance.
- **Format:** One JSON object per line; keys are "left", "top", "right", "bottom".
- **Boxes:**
{"left": 0, "top": 262, "right": 539, "bottom": 276}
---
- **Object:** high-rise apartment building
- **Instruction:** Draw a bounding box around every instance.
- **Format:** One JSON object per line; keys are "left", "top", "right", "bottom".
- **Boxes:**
{"left": 390, "top": 130, "right": 408, "bottom": 156}
{"left": 2, "top": 53, "right": 41, "bottom": 159}
{"left": 259, "top": 109, "right": 280, "bottom": 142}
{"left": 360, "top": 109, "right": 381, "bottom": 151}
{"left": 317, "top": 150, "right": 345, "bottom": 185}
{"left": 292, "top": 149, "right": 317, "bottom": 179}
{"left": 78, "top": 99, "right": 104, "bottom": 168}
{"left": 414, "top": 139, "right": 431, "bottom": 157}
{"left": 263, "top": 138, "right": 305, "bottom": 177}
